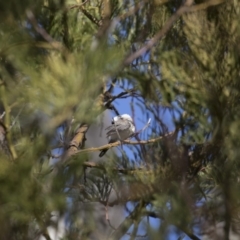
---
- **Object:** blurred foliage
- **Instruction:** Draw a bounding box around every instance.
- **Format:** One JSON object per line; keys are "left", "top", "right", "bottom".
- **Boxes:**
{"left": 0, "top": 0, "right": 239, "bottom": 239}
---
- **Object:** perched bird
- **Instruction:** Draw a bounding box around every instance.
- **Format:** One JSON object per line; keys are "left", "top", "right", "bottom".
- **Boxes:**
{"left": 99, "top": 114, "right": 135, "bottom": 157}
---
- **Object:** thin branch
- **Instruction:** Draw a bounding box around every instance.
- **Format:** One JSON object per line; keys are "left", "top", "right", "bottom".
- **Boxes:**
{"left": 106, "top": 78, "right": 118, "bottom": 93}
{"left": 0, "top": 84, "right": 16, "bottom": 160}
{"left": 110, "top": 202, "right": 143, "bottom": 239}
{"left": 123, "top": 0, "right": 226, "bottom": 65}
{"left": 26, "top": 10, "right": 64, "bottom": 51}
{"left": 9, "top": 105, "right": 25, "bottom": 130}
{"left": 134, "top": 118, "right": 151, "bottom": 136}
{"left": 103, "top": 89, "right": 136, "bottom": 115}
{"left": 69, "top": 2, "right": 101, "bottom": 27}
{"left": 145, "top": 211, "right": 201, "bottom": 240}
{"left": 0, "top": 111, "right": 5, "bottom": 119}
{"left": 111, "top": 105, "right": 120, "bottom": 116}
{"left": 69, "top": 0, "right": 90, "bottom": 9}
{"left": 115, "top": 0, "right": 148, "bottom": 22}
{"left": 83, "top": 161, "right": 146, "bottom": 174}
{"left": 76, "top": 131, "right": 175, "bottom": 155}
{"left": 61, "top": 123, "right": 89, "bottom": 163}
{"left": 190, "top": 0, "right": 226, "bottom": 12}
{"left": 102, "top": 90, "right": 119, "bottom": 115}
{"left": 0, "top": 121, "right": 11, "bottom": 158}
{"left": 105, "top": 205, "right": 117, "bottom": 231}
{"left": 104, "top": 88, "right": 136, "bottom": 106}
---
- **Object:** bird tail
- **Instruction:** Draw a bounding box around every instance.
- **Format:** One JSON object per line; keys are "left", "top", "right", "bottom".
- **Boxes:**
{"left": 99, "top": 149, "right": 108, "bottom": 157}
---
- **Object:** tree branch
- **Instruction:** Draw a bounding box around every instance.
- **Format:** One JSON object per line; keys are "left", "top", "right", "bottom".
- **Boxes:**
{"left": 83, "top": 161, "right": 146, "bottom": 174}
{"left": 110, "top": 202, "right": 143, "bottom": 239}
{"left": 61, "top": 123, "right": 89, "bottom": 163}
{"left": 26, "top": 10, "right": 64, "bottom": 51}
{"left": 145, "top": 211, "right": 201, "bottom": 240}
{"left": 0, "top": 121, "right": 11, "bottom": 158}
{"left": 69, "top": 0, "right": 90, "bottom": 9}
{"left": 76, "top": 131, "right": 175, "bottom": 155}
{"left": 123, "top": 0, "right": 226, "bottom": 65}
{"left": 69, "top": 1, "right": 101, "bottom": 27}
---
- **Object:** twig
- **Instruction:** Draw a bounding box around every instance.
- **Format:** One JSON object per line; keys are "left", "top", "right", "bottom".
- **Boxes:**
{"left": 106, "top": 78, "right": 118, "bottom": 93}
{"left": 9, "top": 105, "right": 25, "bottom": 129}
{"left": 76, "top": 131, "right": 175, "bottom": 155}
{"left": 69, "top": 1, "right": 101, "bottom": 27}
{"left": 105, "top": 205, "right": 117, "bottom": 230}
{"left": 113, "top": 117, "right": 122, "bottom": 141}
{"left": 144, "top": 211, "right": 201, "bottom": 240}
{"left": 61, "top": 123, "right": 89, "bottom": 163}
{"left": 103, "top": 89, "right": 136, "bottom": 116}
{"left": 0, "top": 84, "right": 17, "bottom": 160}
{"left": 104, "top": 89, "right": 136, "bottom": 106}
{"left": 123, "top": 0, "right": 226, "bottom": 65}
{"left": 83, "top": 161, "right": 146, "bottom": 174}
{"left": 114, "top": 0, "right": 147, "bottom": 22}
{"left": 134, "top": 118, "right": 151, "bottom": 136}
{"left": 110, "top": 202, "right": 142, "bottom": 239}
{"left": 26, "top": 10, "right": 64, "bottom": 50}
{"left": 109, "top": 105, "right": 120, "bottom": 116}
{"left": 0, "top": 111, "right": 5, "bottom": 119}
{"left": 69, "top": 0, "right": 90, "bottom": 9}
{"left": 102, "top": 91, "right": 120, "bottom": 115}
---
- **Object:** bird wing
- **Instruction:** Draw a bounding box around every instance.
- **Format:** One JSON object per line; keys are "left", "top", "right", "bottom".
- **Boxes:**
{"left": 105, "top": 119, "right": 131, "bottom": 136}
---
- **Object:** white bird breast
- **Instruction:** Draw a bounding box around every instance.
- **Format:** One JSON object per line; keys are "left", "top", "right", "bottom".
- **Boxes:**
{"left": 108, "top": 125, "right": 134, "bottom": 142}
{"left": 108, "top": 115, "right": 135, "bottom": 142}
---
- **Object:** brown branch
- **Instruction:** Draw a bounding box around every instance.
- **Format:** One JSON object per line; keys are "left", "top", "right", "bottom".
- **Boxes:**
{"left": 106, "top": 78, "right": 116, "bottom": 93}
{"left": 190, "top": 0, "right": 226, "bottom": 12}
{"left": 26, "top": 10, "right": 64, "bottom": 51}
{"left": 0, "top": 121, "right": 11, "bottom": 158}
{"left": 0, "top": 85, "right": 16, "bottom": 160}
{"left": 69, "top": 1, "right": 101, "bottom": 27}
{"left": 83, "top": 161, "right": 146, "bottom": 174}
{"left": 76, "top": 131, "right": 175, "bottom": 155}
{"left": 116, "top": 0, "right": 148, "bottom": 22}
{"left": 123, "top": 0, "right": 226, "bottom": 65}
{"left": 69, "top": 124, "right": 89, "bottom": 149}
{"left": 105, "top": 205, "right": 117, "bottom": 231}
{"left": 110, "top": 202, "right": 144, "bottom": 239}
{"left": 104, "top": 88, "right": 136, "bottom": 106}
{"left": 69, "top": 0, "right": 90, "bottom": 9}
{"left": 103, "top": 88, "right": 136, "bottom": 115}
{"left": 102, "top": 197, "right": 201, "bottom": 240}
{"left": 96, "top": 0, "right": 112, "bottom": 38}
{"left": 61, "top": 123, "right": 89, "bottom": 163}
{"left": 144, "top": 211, "right": 201, "bottom": 240}
{"left": 108, "top": 199, "right": 200, "bottom": 240}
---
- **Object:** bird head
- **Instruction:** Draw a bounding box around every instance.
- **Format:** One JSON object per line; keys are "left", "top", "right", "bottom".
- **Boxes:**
{"left": 120, "top": 114, "right": 133, "bottom": 122}
{"left": 113, "top": 114, "right": 133, "bottom": 123}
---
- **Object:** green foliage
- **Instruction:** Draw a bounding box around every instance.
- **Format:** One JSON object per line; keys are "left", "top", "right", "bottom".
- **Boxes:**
{"left": 0, "top": 0, "right": 240, "bottom": 239}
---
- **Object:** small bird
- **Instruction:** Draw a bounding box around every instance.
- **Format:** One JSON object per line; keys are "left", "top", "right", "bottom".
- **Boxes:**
{"left": 99, "top": 114, "right": 135, "bottom": 157}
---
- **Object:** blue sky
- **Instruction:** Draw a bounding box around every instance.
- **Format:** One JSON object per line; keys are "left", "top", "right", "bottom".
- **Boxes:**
{"left": 110, "top": 84, "right": 197, "bottom": 239}
{"left": 111, "top": 83, "right": 176, "bottom": 160}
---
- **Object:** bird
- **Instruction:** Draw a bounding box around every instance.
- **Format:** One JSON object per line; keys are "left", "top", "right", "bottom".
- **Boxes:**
{"left": 99, "top": 114, "right": 135, "bottom": 157}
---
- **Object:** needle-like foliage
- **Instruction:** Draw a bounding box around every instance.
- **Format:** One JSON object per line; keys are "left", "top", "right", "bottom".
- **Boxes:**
{"left": 0, "top": 0, "right": 239, "bottom": 239}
